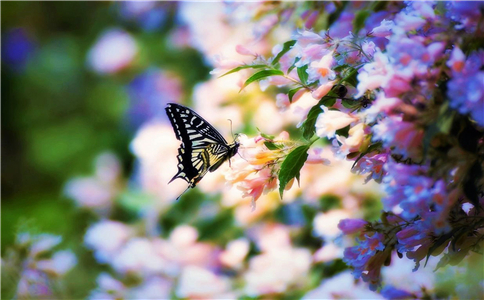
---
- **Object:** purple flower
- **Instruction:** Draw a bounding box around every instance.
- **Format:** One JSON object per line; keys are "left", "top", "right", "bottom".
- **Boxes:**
{"left": 447, "top": 1, "right": 484, "bottom": 31}
{"left": 127, "top": 68, "right": 183, "bottom": 128}
{"left": 1, "top": 28, "right": 36, "bottom": 72}
{"left": 117, "top": 2, "right": 172, "bottom": 32}
{"left": 338, "top": 218, "right": 367, "bottom": 234}
{"left": 447, "top": 51, "right": 484, "bottom": 126}
{"left": 381, "top": 285, "right": 415, "bottom": 299}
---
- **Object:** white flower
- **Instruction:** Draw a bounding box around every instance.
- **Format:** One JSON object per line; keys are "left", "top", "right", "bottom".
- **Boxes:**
{"left": 313, "top": 209, "right": 351, "bottom": 240}
{"left": 315, "top": 106, "right": 358, "bottom": 138}
{"left": 87, "top": 28, "right": 138, "bottom": 74}
{"left": 176, "top": 266, "right": 233, "bottom": 298}
{"left": 112, "top": 238, "right": 166, "bottom": 275}
{"left": 303, "top": 271, "right": 383, "bottom": 299}
{"left": 84, "top": 220, "right": 132, "bottom": 263}
{"left": 244, "top": 247, "right": 312, "bottom": 296}
{"left": 36, "top": 250, "right": 77, "bottom": 276}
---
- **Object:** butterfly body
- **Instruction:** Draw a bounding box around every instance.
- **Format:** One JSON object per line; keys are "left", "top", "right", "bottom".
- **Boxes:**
{"left": 165, "top": 103, "right": 239, "bottom": 197}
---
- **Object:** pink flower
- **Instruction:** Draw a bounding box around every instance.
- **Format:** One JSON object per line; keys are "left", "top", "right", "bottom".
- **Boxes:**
{"left": 244, "top": 247, "right": 311, "bottom": 296}
{"left": 335, "top": 123, "right": 367, "bottom": 156}
{"left": 219, "top": 238, "right": 250, "bottom": 269}
{"left": 236, "top": 44, "right": 257, "bottom": 56}
{"left": 276, "top": 93, "right": 291, "bottom": 111}
{"left": 237, "top": 168, "right": 277, "bottom": 210}
{"left": 176, "top": 266, "right": 233, "bottom": 299}
{"left": 315, "top": 106, "right": 358, "bottom": 138}
{"left": 87, "top": 28, "right": 138, "bottom": 74}
{"left": 311, "top": 80, "right": 336, "bottom": 99}
{"left": 308, "top": 50, "right": 336, "bottom": 83}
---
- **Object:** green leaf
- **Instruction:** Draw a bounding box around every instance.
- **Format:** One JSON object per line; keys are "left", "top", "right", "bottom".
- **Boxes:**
{"left": 278, "top": 145, "right": 310, "bottom": 199}
{"left": 341, "top": 98, "right": 358, "bottom": 109}
{"left": 288, "top": 87, "right": 303, "bottom": 103}
{"left": 241, "top": 69, "right": 284, "bottom": 91}
{"left": 353, "top": 10, "right": 370, "bottom": 33}
{"left": 341, "top": 66, "right": 359, "bottom": 88}
{"left": 423, "top": 102, "right": 455, "bottom": 157}
{"left": 272, "top": 40, "right": 296, "bottom": 66}
{"left": 424, "top": 231, "right": 453, "bottom": 267}
{"left": 297, "top": 65, "right": 309, "bottom": 85}
{"left": 288, "top": 57, "right": 301, "bottom": 74}
{"left": 219, "top": 64, "right": 267, "bottom": 78}
{"left": 264, "top": 141, "right": 283, "bottom": 150}
{"left": 301, "top": 95, "right": 337, "bottom": 140}
{"left": 259, "top": 131, "right": 275, "bottom": 140}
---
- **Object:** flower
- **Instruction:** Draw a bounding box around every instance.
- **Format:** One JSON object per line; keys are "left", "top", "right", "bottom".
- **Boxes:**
{"left": 176, "top": 266, "right": 233, "bottom": 299}
{"left": 315, "top": 106, "right": 358, "bottom": 138}
{"left": 338, "top": 218, "right": 367, "bottom": 234}
{"left": 303, "top": 271, "right": 383, "bottom": 299}
{"left": 313, "top": 210, "right": 352, "bottom": 240}
{"left": 219, "top": 238, "right": 250, "bottom": 269}
{"left": 84, "top": 220, "right": 132, "bottom": 264}
{"left": 87, "top": 28, "right": 138, "bottom": 74}
{"left": 244, "top": 247, "right": 311, "bottom": 296}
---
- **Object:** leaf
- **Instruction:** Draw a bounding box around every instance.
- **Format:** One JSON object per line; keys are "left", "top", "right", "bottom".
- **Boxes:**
{"left": 272, "top": 40, "right": 296, "bottom": 66}
{"left": 278, "top": 145, "right": 310, "bottom": 199}
{"left": 424, "top": 231, "right": 453, "bottom": 267}
{"left": 423, "top": 102, "right": 455, "bottom": 157}
{"left": 301, "top": 95, "right": 337, "bottom": 140}
{"left": 341, "top": 98, "right": 359, "bottom": 109}
{"left": 353, "top": 10, "right": 370, "bottom": 33}
{"left": 351, "top": 142, "right": 382, "bottom": 169}
{"left": 288, "top": 87, "right": 303, "bottom": 102}
{"left": 264, "top": 141, "right": 283, "bottom": 150}
{"left": 219, "top": 64, "right": 267, "bottom": 77}
{"left": 288, "top": 57, "right": 301, "bottom": 74}
{"left": 241, "top": 69, "right": 284, "bottom": 91}
{"left": 297, "top": 65, "right": 309, "bottom": 85}
{"left": 341, "top": 66, "right": 359, "bottom": 88}
{"left": 259, "top": 131, "right": 275, "bottom": 140}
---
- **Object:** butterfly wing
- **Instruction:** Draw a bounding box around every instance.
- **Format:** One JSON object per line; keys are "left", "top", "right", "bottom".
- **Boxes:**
{"left": 165, "top": 103, "right": 233, "bottom": 189}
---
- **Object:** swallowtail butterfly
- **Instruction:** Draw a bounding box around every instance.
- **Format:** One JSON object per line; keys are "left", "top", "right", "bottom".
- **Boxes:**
{"left": 165, "top": 103, "right": 240, "bottom": 199}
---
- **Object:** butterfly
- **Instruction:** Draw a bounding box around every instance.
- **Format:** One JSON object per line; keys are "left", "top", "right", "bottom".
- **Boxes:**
{"left": 165, "top": 103, "right": 240, "bottom": 199}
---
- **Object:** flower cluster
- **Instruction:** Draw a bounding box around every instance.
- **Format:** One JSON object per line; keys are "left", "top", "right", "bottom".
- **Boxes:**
{"left": 2, "top": 232, "right": 77, "bottom": 299}
{"left": 227, "top": 0, "right": 484, "bottom": 294}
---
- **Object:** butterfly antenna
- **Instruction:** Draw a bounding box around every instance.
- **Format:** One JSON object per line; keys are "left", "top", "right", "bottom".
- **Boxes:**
{"left": 227, "top": 119, "right": 235, "bottom": 140}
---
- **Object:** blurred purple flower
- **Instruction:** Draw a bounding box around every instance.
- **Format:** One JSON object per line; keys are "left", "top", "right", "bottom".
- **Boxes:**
{"left": 329, "top": 12, "right": 354, "bottom": 38}
{"left": 1, "top": 28, "right": 36, "bottom": 72}
{"left": 447, "top": 50, "right": 484, "bottom": 126}
{"left": 381, "top": 285, "right": 415, "bottom": 299}
{"left": 127, "top": 68, "right": 183, "bottom": 128}
{"left": 447, "top": 1, "right": 484, "bottom": 31}
{"left": 338, "top": 218, "right": 367, "bottom": 234}
{"left": 117, "top": 2, "right": 172, "bottom": 32}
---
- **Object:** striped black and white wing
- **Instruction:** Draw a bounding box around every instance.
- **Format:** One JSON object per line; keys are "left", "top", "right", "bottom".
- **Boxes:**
{"left": 165, "top": 103, "right": 235, "bottom": 191}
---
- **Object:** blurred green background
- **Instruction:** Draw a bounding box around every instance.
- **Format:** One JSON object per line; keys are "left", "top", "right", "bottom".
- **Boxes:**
{"left": 1, "top": 2, "right": 210, "bottom": 256}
